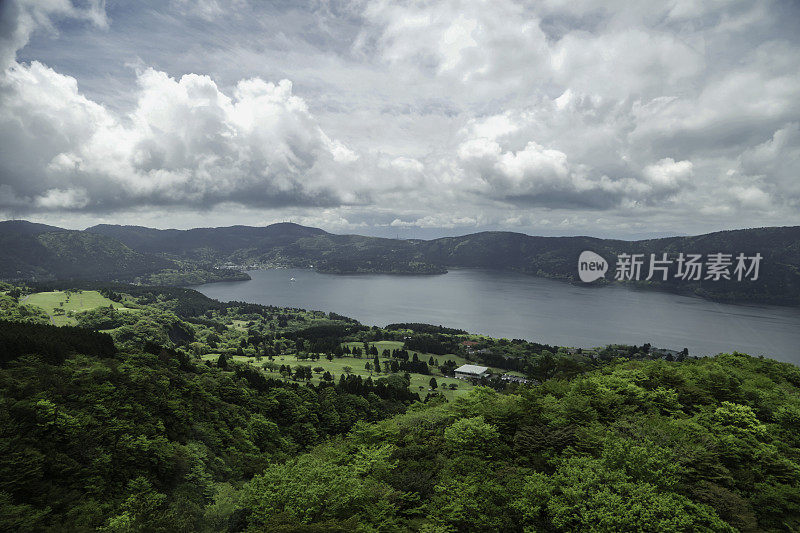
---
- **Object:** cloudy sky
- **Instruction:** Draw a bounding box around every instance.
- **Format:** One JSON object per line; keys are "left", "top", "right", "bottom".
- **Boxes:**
{"left": 1, "top": 0, "right": 799, "bottom": 239}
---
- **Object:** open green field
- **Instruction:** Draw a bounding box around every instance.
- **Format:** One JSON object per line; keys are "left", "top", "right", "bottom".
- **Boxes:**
{"left": 202, "top": 352, "right": 477, "bottom": 401}
{"left": 23, "top": 290, "right": 130, "bottom": 326}
{"left": 344, "top": 341, "right": 525, "bottom": 377}
{"left": 408, "top": 373, "right": 473, "bottom": 400}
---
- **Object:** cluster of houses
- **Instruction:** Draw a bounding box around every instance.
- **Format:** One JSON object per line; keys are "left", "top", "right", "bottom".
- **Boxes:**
{"left": 460, "top": 340, "right": 495, "bottom": 358}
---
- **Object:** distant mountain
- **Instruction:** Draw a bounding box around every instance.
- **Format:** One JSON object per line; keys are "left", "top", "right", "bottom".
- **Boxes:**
{"left": 0, "top": 221, "right": 171, "bottom": 281}
{"left": 87, "top": 222, "right": 327, "bottom": 258}
{"left": 82, "top": 222, "right": 800, "bottom": 304}
{"left": 415, "top": 227, "right": 800, "bottom": 305}
{"left": 3, "top": 220, "right": 799, "bottom": 304}
{"left": 87, "top": 223, "right": 444, "bottom": 274}
{"left": 0, "top": 220, "right": 64, "bottom": 236}
{"left": 0, "top": 221, "right": 248, "bottom": 285}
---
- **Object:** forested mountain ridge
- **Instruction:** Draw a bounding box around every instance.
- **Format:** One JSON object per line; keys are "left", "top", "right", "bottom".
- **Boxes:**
{"left": 84, "top": 222, "right": 800, "bottom": 304}
{"left": 419, "top": 226, "right": 800, "bottom": 304}
{"left": 86, "top": 222, "right": 328, "bottom": 258}
{"left": 4, "top": 220, "right": 800, "bottom": 303}
{"left": 87, "top": 222, "right": 445, "bottom": 274}
{"left": 0, "top": 221, "right": 249, "bottom": 285}
{"left": 0, "top": 221, "right": 172, "bottom": 281}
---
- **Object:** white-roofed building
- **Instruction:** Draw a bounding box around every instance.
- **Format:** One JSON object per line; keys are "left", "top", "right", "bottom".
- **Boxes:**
{"left": 454, "top": 364, "right": 490, "bottom": 380}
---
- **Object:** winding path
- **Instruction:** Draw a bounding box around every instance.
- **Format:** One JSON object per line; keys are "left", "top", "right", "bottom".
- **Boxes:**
{"left": 19, "top": 294, "right": 56, "bottom": 325}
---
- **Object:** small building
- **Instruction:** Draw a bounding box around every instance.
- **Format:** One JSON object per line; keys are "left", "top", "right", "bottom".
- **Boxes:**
{"left": 454, "top": 364, "right": 490, "bottom": 380}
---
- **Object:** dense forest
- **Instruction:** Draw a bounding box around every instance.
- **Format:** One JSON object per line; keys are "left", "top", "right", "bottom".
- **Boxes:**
{"left": 241, "top": 354, "right": 800, "bottom": 532}
{"left": 0, "top": 325, "right": 417, "bottom": 531}
{"left": 1, "top": 281, "right": 799, "bottom": 531}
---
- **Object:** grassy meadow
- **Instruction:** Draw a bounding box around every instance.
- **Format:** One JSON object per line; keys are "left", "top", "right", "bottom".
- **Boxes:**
{"left": 19, "top": 290, "right": 503, "bottom": 401}
{"left": 200, "top": 339, "right": 524, "bottom": 402}
{"left": 344, "top": 340, "right": 526, "bottom": 376}
{"left": 23, "top": 290, "right": 130, "bottom": 326}
{"left": 203, "top": 349, "right": 480, "bottom": 401}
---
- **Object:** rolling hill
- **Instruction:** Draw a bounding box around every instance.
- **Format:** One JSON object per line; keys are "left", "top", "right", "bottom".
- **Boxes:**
{"left": 0, "top": 221, "right": 248, "bottom": 285}
{"left": 416, "top": 227, "right": 800, "bottom": 304}
{"left": 0, "top": 221, "right": 171, "bottom": 281}
{"left": 86, "top": 223, "right": 445, "bottom": 274}
{"left": 87, "top": 222, "right": 328, "bottom": 258}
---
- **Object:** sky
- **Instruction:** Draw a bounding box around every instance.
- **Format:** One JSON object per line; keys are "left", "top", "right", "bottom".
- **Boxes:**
{"left": 0, "top": 0, "right": 799, "bottom": 239}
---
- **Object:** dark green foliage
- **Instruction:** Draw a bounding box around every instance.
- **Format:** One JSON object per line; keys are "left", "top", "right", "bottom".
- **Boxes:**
{"left": 75, "top": 306, "right": 140, "bottom": 330}
{"left": 0, "top": 222, "right": 172, "bottom": 282}
{"left": 404, "top": 333, "right": 459, "bottom": 355}
{"left": 183, "top": 316, "right": 227, "bottom": 333}
{"left": 0, "top": 349, "right": 415, "bottom": 531}
{"left": 0, "top": 294, "right": 50, "bottom": 324}
{"left": 0, "top": 320, "right": 116, "bottom": 365}
{"left": 386, "top": 323, "right": 469, "bottom": 335}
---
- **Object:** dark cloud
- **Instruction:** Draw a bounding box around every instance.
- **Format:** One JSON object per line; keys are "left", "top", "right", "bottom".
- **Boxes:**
{"left": 1, "top": 0, "right": 800, "bottom": 237}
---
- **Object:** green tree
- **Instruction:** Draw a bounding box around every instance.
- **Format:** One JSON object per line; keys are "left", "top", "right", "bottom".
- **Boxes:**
{"left": 102, "top": 477, "right": 168, "bottom": 532}
{"left": 443, "top": 416, "right": 502, "bottom": 458}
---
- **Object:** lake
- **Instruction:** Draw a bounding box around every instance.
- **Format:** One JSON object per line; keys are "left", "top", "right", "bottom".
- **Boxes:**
{"left": 195, "top": 268, "right": 800, "bottom": 364}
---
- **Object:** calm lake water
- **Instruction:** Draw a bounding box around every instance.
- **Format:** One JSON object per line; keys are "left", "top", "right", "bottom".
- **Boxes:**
{"left": 195, "top": 268, "right": 800, "bottom": 364}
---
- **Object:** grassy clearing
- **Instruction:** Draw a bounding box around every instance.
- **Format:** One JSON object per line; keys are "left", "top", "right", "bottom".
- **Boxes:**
{"left": 201, "top": 352, "right": 477, "bottom": 402}
{"left": 408, "top": 373, "right": 473, "bottom": 401}
{"left": 24, "top": 290, "right": 130, "bottom": 326}
{"left": 344, "top": 341, "right": 524, "bottom": 377}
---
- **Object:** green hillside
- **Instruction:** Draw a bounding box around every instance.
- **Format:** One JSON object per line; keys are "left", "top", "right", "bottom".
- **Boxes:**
{"left": 0, "top": 282, "right": 798, "bottom": 531}
{"left": 0, "top": 222, "right": 171, "bottom": 281}
{"left": 0, "top": 221, "right": 249, "bottom": 286}
{"left": 240, "top": 353, "right": 800, "bottom": 532}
